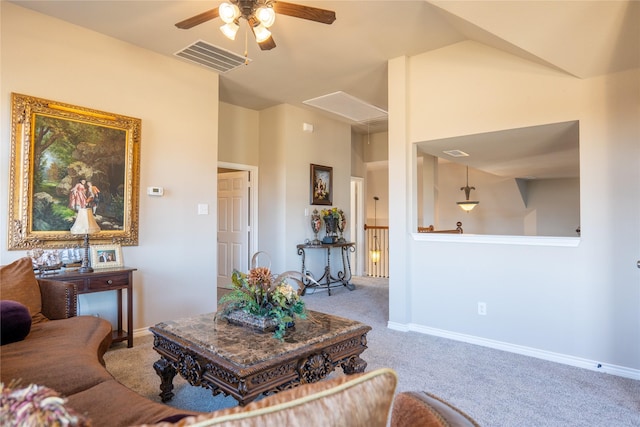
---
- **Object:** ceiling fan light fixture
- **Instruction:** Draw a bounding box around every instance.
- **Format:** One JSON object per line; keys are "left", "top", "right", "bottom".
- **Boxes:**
{"left": 253, "top": 24, "right": 271, "bottom": 43}
{"left": 219, "top": 2, "right": 240, "bottom": 24}
{"left": 256, "top": 6, "right": 276, "bottom": 27}
{"left": 220, "top": 22, "right": 240, "bottom": 40}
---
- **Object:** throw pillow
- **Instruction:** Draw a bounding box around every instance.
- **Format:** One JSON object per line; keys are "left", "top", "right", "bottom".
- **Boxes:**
{"left": 0, "top": 257, "right": 47, "bottom": 323}
{"left": 0, "top": 383, "right": 90, "bottom": 426}
{"left": 135, "top": 368, "right": 398, "bottom": 427}
{"left": 0, "top": 300, "right": 32, "bottom": 345}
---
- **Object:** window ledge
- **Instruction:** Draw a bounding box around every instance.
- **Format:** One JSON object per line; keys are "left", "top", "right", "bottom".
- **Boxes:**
{"left": 412, "top": 233, "right": 580, "bottom": 247}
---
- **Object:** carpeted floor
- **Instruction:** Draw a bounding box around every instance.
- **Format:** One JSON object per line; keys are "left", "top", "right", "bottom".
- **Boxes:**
{"left": 105, "top": 277, "right": 640, "bottom": 426}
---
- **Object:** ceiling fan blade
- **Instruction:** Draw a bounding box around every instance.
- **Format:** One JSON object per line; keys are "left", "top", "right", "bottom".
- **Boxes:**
{"left": 273, "top": 1, "right": 336, "bottom": 25}
{"left": 175, "top": 7, "right": 220, "bottom": 29}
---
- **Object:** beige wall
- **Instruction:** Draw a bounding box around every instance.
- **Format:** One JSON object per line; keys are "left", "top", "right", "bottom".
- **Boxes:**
{"left": 218, "top": 102, "right": 260, "bottom": 166}
{"left": 364, "top": 131, "right": 389, "bottom": 163}
{"left": 422, "top": 162, "right": 579, "bottom": 236}
{"left": 258, "top": 104, "right": 352, "bottom": 275}
{"left": 388, "top": 40, "right": 640, "bottom": 375}
{"left": 350, "top": 131, "right": 366, "bottom": 178}
{"left": 1, "top": 3, "right": 220, "bottom": 329}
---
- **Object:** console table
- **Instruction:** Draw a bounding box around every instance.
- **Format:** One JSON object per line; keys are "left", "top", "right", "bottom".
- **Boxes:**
{"left": 39, "top": 267, "right": 135, "bottom": 347}
{"left": 296, "top": 242, "right": 355, "bottom": 295}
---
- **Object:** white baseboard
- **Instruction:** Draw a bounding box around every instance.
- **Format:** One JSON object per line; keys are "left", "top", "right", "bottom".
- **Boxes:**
{"left": 133, "top": 327, "right": 152, "bottom": 338}
{"left": 387, "top": 321, "right": 640, "bottom": 381}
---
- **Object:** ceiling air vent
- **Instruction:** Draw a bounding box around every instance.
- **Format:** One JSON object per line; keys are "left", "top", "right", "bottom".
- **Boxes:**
{"left": 174, "top": 40, "right": 249, "bottom": 74}
{"left": 303, "top": 91, "right": 387, "bottom": 123}
{"left": 443, "top": 149, "right": 470, "bottom": 157}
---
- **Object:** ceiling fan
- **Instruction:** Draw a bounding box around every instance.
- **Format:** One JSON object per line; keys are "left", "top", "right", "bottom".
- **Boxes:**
{"left": 175, "top": 0, "right": 336, "bottom": 51}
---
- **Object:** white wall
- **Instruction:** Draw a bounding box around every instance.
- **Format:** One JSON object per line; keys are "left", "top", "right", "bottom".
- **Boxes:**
{"left": 1, "top": 3, "right": 219, "bottom": 329}
{"left": 388, "top": 41, "right": 640, "bottom": 377}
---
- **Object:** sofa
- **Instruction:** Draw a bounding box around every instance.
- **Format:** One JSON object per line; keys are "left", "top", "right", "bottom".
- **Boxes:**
{"left": 1, "top": 257, "right": 204, "bottom": 426}
{"left": 1, "top": 257, "right": 479, "bottom": 426}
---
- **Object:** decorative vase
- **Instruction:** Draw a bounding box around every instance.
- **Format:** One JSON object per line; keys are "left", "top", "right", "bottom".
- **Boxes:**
{"left": 337, "top": 209, "right": 346, "bottom": 243}
{"left": 323, "top": 216, "right": 338, "bottom": 244}
{"left": 310, "top": 209, "right": 322, "bottom": 245}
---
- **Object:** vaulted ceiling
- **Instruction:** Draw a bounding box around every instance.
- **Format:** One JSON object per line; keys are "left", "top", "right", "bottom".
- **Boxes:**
{"left": 11, "top": 0, "right": 640, "bottom": 130}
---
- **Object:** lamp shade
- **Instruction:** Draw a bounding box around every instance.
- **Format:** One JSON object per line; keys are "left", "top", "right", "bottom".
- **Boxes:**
{"left": 457, "top": 201, "right": 479, "bottom": 212}
{"left": 70, "top": 208, "right": 101, "bottom": 235}
{"left": 256, "top": 6, "right": 276, "bottom": 27}
{"left": 220, "top": 22, "right": 240, "bottom": 40}
{"left": 370, "top": 249, "right": 381, "bottom": 264}
{"left": 219, "top": 2, "right": 240, "bottom": 24}
{"left": 253, "top": 24, "right": 271, "bottom": 42}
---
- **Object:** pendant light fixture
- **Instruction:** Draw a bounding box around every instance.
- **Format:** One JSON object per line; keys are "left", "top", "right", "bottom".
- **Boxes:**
{"left": 370, "top": 196, "right": 381, "bottom": 264}
{"left": 457, "top": 166, "right": 479, "bottom": 212}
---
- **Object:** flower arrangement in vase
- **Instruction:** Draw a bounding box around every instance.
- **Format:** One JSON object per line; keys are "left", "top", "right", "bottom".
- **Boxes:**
{"left": 218, "top": 253, "right": 308, "bottom": 339}
{"left": 320, "top": 207, "right": 341, "bottom": 243}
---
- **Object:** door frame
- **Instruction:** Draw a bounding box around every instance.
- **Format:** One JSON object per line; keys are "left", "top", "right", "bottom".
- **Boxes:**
{"left": 218, "top": 162, "right": 259, "bottom": 265}
{"left": 350, "top": 177, "right": 365, "bottom": 276}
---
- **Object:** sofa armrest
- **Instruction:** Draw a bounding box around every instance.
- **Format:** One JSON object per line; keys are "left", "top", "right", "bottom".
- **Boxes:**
{"left": 37, "top": 279, "right": 78, "bottom": 319}
{"left": 390, "top": 391, "right": 480, "bottom": 427}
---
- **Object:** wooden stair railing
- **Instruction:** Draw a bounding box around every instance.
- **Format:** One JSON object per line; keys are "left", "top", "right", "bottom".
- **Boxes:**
{"left": 418, "top": 222, "right": 463, "bottom": 234}
{"left": 364, "top": 224, "right": 389, "bottom": 278}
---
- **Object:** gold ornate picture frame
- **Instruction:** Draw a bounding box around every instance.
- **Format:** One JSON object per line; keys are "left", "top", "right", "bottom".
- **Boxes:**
{"left": 8, "top": 93, "right": 141, "bottom": 250}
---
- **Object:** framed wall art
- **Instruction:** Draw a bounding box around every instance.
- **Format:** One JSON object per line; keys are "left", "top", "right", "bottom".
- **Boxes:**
{"left": 90, "top": 244, "right": 124, "bottom": 269}
{"left": 8, "top": 93, "right": 141, "bottom": 249}
{"left": 310, "top": 164, "right": 333, "bottom": 205}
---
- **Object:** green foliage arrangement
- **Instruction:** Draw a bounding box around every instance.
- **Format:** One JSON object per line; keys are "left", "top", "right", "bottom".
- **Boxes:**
{"left": 218, "top": 267, "right": 307, "bottom": 340}
{"left": 320, "top": 207, "right": 341, "bottom": 219}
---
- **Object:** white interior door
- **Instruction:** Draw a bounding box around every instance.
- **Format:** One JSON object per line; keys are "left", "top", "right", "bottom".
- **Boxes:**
{"left": 217, "top": 171, "right": 249, "bottom": 287}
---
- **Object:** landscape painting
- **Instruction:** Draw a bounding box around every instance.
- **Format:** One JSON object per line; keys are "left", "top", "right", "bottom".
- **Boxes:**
{"left": 8, "top": 93, "right": 141, "bottom": 249}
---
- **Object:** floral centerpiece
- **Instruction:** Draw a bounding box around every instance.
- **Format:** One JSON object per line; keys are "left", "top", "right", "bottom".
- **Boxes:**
{"left": 218, "top": 266, "right": 307, "bottom": 340}
{"left": 320, "top": 207, "right": 344, "bottom": 243}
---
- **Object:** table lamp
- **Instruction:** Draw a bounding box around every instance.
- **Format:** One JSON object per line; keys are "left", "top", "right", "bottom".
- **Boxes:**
{"left": 70, "top": 208, "right": 101, "bottom": 273}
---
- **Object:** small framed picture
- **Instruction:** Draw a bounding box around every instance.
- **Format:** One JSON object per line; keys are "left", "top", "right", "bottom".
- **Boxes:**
{"left": 91, "top": 244, "right": 124, "bottom": 269}
{"left": 310, "top": 164, "right": 333, "bottom": 205}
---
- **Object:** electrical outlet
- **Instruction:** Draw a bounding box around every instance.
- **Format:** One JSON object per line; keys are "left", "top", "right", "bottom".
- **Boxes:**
{"left": 478, "top": 302, "right": 487, "bottom": 315}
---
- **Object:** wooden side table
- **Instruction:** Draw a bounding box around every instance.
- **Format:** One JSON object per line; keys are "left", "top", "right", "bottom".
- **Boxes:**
{"left": 40, "top": 267, "right": 136, "bottom": 347}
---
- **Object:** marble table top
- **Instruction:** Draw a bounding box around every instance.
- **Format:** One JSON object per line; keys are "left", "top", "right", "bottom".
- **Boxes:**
{"left": 152, "top": 310, "right": 370, "bottom": 368}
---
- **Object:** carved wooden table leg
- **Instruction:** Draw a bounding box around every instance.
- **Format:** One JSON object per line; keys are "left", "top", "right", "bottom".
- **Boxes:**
{"left": 341, "top": 355, "right": 368, "bottom": 374}
{"left": 153, "top": 358, "right": 177, "bottom": 402}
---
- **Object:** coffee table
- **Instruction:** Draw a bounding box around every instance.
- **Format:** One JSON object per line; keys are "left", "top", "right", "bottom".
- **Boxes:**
{"left": 150, "top": 310, "right": 372, "bottom": 406}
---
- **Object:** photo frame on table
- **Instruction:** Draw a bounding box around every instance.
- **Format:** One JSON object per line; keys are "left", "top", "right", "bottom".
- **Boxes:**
{"left": 310, "top": 164, "right": 333, "bottom": 205}
{"left": 8, "top": 93, "right": 141, "bottom": 250}
{"left": 91, "top": 244, "right": 124, "bottom": 269}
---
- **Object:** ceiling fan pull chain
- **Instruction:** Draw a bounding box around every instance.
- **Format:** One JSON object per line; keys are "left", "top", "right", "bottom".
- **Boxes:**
{"left": 244, "top": 28, "right": 249, "bottom": 65}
